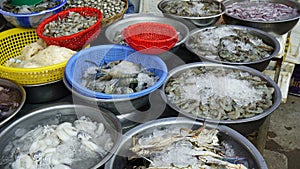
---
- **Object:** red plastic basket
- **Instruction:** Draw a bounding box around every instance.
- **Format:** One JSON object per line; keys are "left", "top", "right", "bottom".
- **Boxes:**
{"left": 123, "top": 22, "right": 178, "bottom": 54}
{"left": 36, "top": 7, "right": 102, "bottom": 50}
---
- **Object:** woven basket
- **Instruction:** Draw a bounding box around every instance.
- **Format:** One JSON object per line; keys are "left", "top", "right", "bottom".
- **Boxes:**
{"left": 101, "top": 0, "right": 128, "bottom": 27}
{"left": 0, "top": 28, "right": 69, "bottom": 85}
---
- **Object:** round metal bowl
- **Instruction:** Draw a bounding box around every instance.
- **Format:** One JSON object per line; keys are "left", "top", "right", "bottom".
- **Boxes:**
{"left": 185, "top": 25, "right": 280, "bottom": 71}
{"left": 222, "top": 0, "right": 300, "bottom": 35}
{"left": 161, "top": 63, "right": 282, "bottom": 135}
{"left": 24, "top": 80, "right": 70, "bottom": 104}
{"left": 0, "top": 104, "right": 122, "bottom": 169}
{"left": 105, "top": 117, "right": 268, "bottom": 169}
{"left": 64, "top": 76, "right": 170, "bottom": 131}
{"left": 105, "top": 13, "right": 189, "bottom": 50}
{"left": 0, "top": 78, "right": 26, "bottom": 127}
{"left": 157, "top": 0, "right": 225, "bottom": 27}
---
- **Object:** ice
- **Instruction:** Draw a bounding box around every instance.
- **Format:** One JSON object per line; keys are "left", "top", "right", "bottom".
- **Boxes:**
{"left": 181, "top": 71, "right": 263, "bottom": 106}
{"left": 151, "top": 141, "right": 200, "bottom": 168}
{"left": 1, "top": 116, "right": 114, "bottom": 169}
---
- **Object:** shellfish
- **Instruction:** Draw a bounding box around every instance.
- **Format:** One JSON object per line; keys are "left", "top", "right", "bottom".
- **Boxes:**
{"left": 187, "top": 26, "right": 275, "bottom": 63}
{"left": 82, "top": 60, "right": 159, "bottom": 94}
{"left": 164, "top": 66, "right": 274, "bottom": 120}
{"left": 129, "top": 126, "right": 248, "bottom": 169}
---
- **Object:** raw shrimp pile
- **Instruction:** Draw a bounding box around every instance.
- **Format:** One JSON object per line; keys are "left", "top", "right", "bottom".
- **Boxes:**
{"left": 82, "top": 60, "right": 159, "bottom": 94}
{"left": 165, "top": 66, "right": 274, "bottom": 120}
{"left": 187, "top": 26, "right": 274, "bottom": 63}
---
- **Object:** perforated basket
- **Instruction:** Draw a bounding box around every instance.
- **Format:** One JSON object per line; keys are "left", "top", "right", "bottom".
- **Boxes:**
{"left": 0, "top": 28, "right": 68, "bottom": 85}
{"left": 36, "top": 7, "right": 102, "bottom": 50}
{"left": 123, "top": 22, "right": 178, "bottom": 54}
{"left": 65, "top": 44, "right": 168, "bottom": 99}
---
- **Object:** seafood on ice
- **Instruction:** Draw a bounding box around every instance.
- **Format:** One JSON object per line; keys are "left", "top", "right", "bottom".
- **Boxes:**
{"left": 187, "top": 26, "right": 274, "bottom": 63}
{"left": 160, "top": 0, "right": 223, "bottom": 17}
{"left": 82, "top": 60, "right": 159, "bottom": 94}
{"left": 0, "top": 116, "right": 114, "bottom": 169}
{"left": 129, "top": 125, "right": 248, "bottom": 169}
{"left": 164, "top": 66, "right": 274, "bottom": 120}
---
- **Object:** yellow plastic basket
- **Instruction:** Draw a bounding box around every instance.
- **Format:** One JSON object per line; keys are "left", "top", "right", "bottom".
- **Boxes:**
{"left": 0, "top": 28, "right": 68, "bottom": 85}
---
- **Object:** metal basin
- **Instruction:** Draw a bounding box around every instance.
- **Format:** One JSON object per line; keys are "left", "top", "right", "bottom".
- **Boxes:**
{"left": 63, "top": 76, "right": 172, "bottom": 131}
{"left": 23, "top": 80, "right": 70, "bottom": 104}
{"left": 105, "top": 13, "right": 189, "bottom": 50}
{"left": 185, "top": 25, "right": 280, "bottom": 71}
{"left": 105, "top": 117, "right": 268, "bottom": 169}
{"left": 0, "top": 78, "right": 26, "bottom": 127}
{"left": 157, "top": 0, "right": 225, "bottom": 27}
{"left": 160, "top": 63, "right": 282, "bottom": 135}
{"left": 222, "top": 0, "right": 300, "bottom": 35}
{"left": 0, "top": 104, "right": 122, "bottom": 169}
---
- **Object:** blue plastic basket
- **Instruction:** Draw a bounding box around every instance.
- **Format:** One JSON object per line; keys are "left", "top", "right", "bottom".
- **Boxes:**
{"left": 65, "top": 44, "right": 168, "bottom": 99}
{"left": 0, "top": 0, "right": 66, "bottom": 28}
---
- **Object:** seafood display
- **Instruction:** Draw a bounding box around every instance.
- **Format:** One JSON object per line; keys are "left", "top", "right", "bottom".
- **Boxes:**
{"left": 226, "top": 2, "right": 300, "bottom": 22}
{"left": 0, "top": 85, "right": 20, "bottom": 122}
{"left": 64, "top": 0, "right": 126, "bottom": 19}
{"left": 0, "top": 116, "right": 114, "bottom": 169}
{"left": 5, "top": 39, "right": 76, "bottom": 68}
{"left": 129, "top": 125, "right": 248, "bottom": 169}
{"left": 42, "top": 11, "right": 98, "bottom": 37}
{"left": 1, "top": 0, "right": 60, "bottom": 14}
{"left": 187, "top": 26, "right": 274, "bottom": 63}
{"left": 160, "top": 0, "right": 223, "bottom": 17}
{"left": 164, "top": 66, "right": 274, "bottom": 120}
{"left": 82, "top": 60, "right": 159, "bottom": 94}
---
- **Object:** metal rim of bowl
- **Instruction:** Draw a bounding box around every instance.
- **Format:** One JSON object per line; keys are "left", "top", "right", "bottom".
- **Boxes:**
{"left": 185, "top": 24, "right": 281, "bottom": 65}
{"left": 0, "top": 78, "right": 26, "bottom": 127}
{"left": 0, "top": 0, "right": 67, "bottom": 17}
{"left": 105, "top": 13, "right": 190, "bottom": 48}
{"left": 22, "top": 79, "right": 63, "bottom": 87}
{"left": 63, "top": 75, "right": 153, "bottom": 130}
{"left": 222, "top": 0, "right": 300, "bottom": 24}
{"left": 157, "top": 0, "right": 226, "bottom": 20}
{"left": 104, "top": 117, "right": 268, "bottom": 169}
{"left": 0, "top": 104, "right": 123, "bottom": 169}
{"left": 160, "top": 62, "right": 282, "bottom": 124}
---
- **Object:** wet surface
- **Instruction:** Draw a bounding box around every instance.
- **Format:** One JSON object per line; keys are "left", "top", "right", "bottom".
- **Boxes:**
{"left": 264, "top": 95, "right": 300, "bottom": 169}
